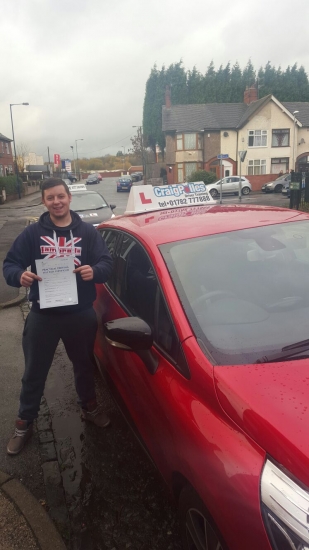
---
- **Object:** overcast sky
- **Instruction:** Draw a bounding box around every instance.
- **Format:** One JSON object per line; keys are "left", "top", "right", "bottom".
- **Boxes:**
{"left": 1, "top": 0, "right": 308, "bottom": 162}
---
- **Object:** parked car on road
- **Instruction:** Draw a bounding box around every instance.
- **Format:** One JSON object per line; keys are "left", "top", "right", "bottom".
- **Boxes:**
{"left": 116, "top": 176, "right": 133, "bottom": 192}
{"left": 86, "top": 174, "right": 100, "bottom": 185}
{"left": 67, "top": 173, "right": 77, "bottom": 183}
{"left": 261, "top": 173, "right": 291, "bottom": 193}
{"left": 205, "top": 176, "right": 251, "bottom": 198}
{"left": 131, "top": 172, "right": 143, "bottom": 182}
{"left": 94, "top": 187, "right": 309, "bottom": 550}
{"left": 70, "top": 190, "right": 116, "bottom": 226}
{"left": 281, "top": 179, "right": 291, "bottom": 198}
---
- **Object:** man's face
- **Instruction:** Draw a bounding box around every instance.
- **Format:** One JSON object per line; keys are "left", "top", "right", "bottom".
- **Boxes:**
{"left": 42, "top": 185, "right": 72, "bottom": 221}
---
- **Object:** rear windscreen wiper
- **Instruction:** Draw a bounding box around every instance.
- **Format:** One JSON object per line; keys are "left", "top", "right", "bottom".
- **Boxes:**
{"left": 256, "top": 339, "right": 309, "bottom": 363}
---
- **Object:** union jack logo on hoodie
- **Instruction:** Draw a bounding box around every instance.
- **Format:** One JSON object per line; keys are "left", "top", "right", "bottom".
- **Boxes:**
{"left": 40, "top": 235, "right": 82, "bottom": 266}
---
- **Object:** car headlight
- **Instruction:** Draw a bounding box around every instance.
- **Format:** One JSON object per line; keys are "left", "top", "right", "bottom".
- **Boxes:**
{"left": 261, "top": 459, "right": 309, "bottom": 550}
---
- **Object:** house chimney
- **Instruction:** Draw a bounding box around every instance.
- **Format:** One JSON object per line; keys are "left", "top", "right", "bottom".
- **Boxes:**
{"left": 244, "top": 86, "right": 258, "bottom": 105}
{"left": 165, "top": 86, "right": 171, "bottom": 108}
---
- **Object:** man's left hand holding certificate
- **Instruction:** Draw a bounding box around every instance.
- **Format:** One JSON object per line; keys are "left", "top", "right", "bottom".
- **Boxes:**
{"left": 35, "top": 256, "right": 78, "bottom": 309}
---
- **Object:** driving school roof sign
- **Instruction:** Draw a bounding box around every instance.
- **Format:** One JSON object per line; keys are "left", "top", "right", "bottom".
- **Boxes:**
{"left": 125, "top": 183, "right": 215, "bottom": 215}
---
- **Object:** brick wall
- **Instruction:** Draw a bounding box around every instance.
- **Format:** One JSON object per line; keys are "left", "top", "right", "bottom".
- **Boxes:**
{"left": 248, "top": 174, "right": 278, "bottom": 191}
{"left": 204, "top": 132, "right": 220, "bottom": 162}
{"left": 165, "top": 135, "right": 176, "bottom": 165}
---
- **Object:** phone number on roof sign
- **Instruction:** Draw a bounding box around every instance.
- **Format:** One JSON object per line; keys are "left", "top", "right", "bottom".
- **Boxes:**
{"left": 153, "top": 182, "right": 207, "bottom": 197}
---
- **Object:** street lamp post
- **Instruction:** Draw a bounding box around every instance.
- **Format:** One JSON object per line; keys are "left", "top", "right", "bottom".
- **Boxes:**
{"left": 9, "top": 102, "right": 29, "bottom": 199}
{"left": 70, "top": 146, "right": 76, "bottom": 177}
{"left": 75, "top": 139, "right": 83, "bottom": 180}
{"left": 121, "top": 146, "right": 125, "bottom": 172}
{"left": 292, "top": 110, "right": 299, "bottom": 172}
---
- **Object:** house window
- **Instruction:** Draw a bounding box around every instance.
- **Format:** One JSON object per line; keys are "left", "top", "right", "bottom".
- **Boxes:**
{"left": 271, "top": 158, "right": 289, "bottom": 174}
{"left": 176, "top": 135, "right": 183, "bottom": 151}
{"left": 272, "top": 129, "right": 290, "bottom": 147}
{"left": 248, "top": 130, "right": 267, "bottom": 147}
{"left": 176, "top": 133, "right": 203, "bottom": 151}
{"left": 7, "top": 165, "right": 13, "bottom": 174}
{"left": 0, "top": 165, "right": 3, "bottom": 176}
{"left": 248, "top": 159, "right": 266, "bottom": 175}
{"left": 177, "top": 163, "right": 184, "bottom": 183}
{"left": 0, "top": 142, "right": 3, "bottom": 153}
{"left": 184, "top": 133, "right": 196, "bottom": 150}
{"left": 5, "top": 142, "right": 9, "bottom": 154}
{"left": 185, "top": 162, "right": 197, "bottom": 180}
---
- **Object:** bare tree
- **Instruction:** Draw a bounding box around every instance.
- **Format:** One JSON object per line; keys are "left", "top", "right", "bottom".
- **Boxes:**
{"left": 16, "top": 142, "right": 30, "bottom": 173}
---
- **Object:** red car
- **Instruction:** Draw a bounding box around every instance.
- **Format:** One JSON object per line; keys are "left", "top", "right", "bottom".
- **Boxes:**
{"left": 94, "top": 185, "right": 309, "bottom": 550}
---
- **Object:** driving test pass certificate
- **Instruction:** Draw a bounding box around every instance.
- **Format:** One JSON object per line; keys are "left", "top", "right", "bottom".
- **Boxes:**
{"left": 35, "top": 256, "right": 78, "bottom": 309}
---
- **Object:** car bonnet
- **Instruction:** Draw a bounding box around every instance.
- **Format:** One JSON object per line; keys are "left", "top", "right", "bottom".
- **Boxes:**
{"left": 214, "top": 361, "right": 309, "bottom": 486}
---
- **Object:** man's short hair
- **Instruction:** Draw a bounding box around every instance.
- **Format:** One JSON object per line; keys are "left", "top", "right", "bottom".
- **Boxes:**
{"left": 41, "top": 178, "right": 70, "bottom": 197}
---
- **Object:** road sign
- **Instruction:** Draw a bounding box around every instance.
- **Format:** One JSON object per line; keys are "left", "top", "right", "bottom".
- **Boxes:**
{"left": 217, "top": 154, "right": 229, "bottom": 159}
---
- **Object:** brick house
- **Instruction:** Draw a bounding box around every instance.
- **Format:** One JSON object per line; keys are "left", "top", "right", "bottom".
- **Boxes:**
{"left": 162, "top": 88, "right": 309, "bottom": 191}
{"left": 0, "top": 133, "right": 14, "bottom": 177}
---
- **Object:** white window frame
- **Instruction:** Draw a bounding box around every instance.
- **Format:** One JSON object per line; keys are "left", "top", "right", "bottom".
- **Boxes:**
{"left": 5, "top": 142, "right": 9, "bottom": 154}
{"left": 248, "top": 159, "right": 267, "bottom": 175}
{"left": 0, "top": 165, "right": 3, "bottom": 176}
{"left": 248, "top": 130, "right": 267, "bottom": 148}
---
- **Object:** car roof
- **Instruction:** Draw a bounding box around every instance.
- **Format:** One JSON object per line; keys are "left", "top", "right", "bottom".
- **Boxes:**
{"left": 100, "top": 205, "right": 309, "bottom": 246}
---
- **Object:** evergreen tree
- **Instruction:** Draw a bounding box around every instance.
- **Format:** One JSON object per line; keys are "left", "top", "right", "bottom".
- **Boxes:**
{"left": 187, "top": 66, "right": 204, "bottom": 103}
{"left": 230, "top": 62, "right": 243, "bottom": 101}
{"left": 242, "top": 59, "right": 256, "bottom": 89}
{"left": 297, "top": 66, "right": 309, "bottom": 101}
{"left": 165, "top": 61, "right": 188, "bottom": 104}
{"left": 204, "top": 61, "right": 217, "bottom": 102}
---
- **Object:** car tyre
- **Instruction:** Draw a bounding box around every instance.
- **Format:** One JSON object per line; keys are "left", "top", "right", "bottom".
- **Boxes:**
{"left": 241, "top": 186, "right": 250, "bottom": 195}
{"left": 179, "top": 485, "right": 228, "bottom": 550}
{"left": 274, "top": 184, "right": 283, "bottom": 193}
{"left": 209, "top": 189, "right": 219, "bottom": 199}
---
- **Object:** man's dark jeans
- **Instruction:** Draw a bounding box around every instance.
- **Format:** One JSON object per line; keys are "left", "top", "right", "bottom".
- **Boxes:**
{"left": 19, "top": 307, "right": 98, "bottom": 422}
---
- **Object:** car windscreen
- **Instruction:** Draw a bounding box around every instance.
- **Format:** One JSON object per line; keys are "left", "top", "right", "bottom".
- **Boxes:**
{"left": 160, "top": 221, "right": 309, "bottom": 365}
{"left": 70, "top": 192, "right": 108, "bottom": 212}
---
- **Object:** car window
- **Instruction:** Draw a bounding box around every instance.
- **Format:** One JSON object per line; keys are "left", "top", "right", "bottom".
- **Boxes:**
{"left": 99, "top": 229, "right": 120, "bottom": 292}
{"left": 111, "top": 234, "right": 181, "bottom": 366}
{"left": 70, "top": 192, "right": 108, "bottom": 211}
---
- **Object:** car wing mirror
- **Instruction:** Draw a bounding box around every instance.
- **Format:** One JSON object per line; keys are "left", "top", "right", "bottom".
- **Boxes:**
{"left": 104, "top": 317, "right": 152, "bottom": 350}
{"left": 104, "top": 317, "right": 158, "bottom": 375}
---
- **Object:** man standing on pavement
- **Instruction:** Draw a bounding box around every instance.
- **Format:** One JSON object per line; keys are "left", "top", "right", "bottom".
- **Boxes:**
{"left": 3, "top": 178, "right": 113, "bottom": 455}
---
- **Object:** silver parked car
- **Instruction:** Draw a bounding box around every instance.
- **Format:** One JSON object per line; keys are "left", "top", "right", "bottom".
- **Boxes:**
{"left": 261, "top": 174, "right": 291, "bottom": 193}
{"left": 205, "top": 176, "right": 251, "bottom": 199}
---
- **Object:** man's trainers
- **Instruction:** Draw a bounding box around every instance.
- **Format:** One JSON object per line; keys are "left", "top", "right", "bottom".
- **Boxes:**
{"left": 7, "top": 419, "right": 33, "bottom": 455}
{"left": 81, "top": 405, "right": 110, "bottom": 428}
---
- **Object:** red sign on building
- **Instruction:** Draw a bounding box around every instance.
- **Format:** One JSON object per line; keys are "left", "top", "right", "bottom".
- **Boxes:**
{"left": 54, "top": 153, "right": 60, "bottom": 165}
